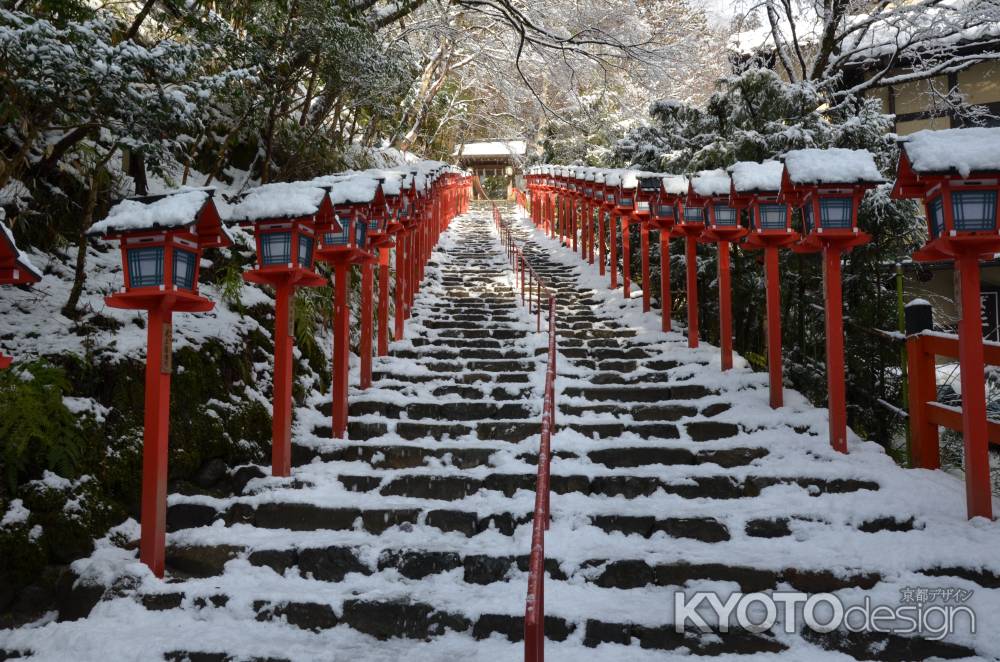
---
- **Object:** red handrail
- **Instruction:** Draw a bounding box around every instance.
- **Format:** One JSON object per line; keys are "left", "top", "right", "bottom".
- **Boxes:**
{"left": 480, "top": 191, "right": 557, "bottom": 660}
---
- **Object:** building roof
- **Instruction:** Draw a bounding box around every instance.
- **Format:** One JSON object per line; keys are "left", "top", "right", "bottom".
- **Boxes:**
{"left": 454, "top": 141, "right": 527, "bottom": 159}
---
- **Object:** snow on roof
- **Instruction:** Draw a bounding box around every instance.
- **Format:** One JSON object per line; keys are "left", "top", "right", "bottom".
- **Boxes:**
{"left": 661, "top": 175, "right": 689, "bottom": 195}
{"left": 901, "top": 127, "right": 1000, "bottom": 178}
{"left": 691, "top": 169, "right": 731, "bottom": 197}
{"left": 620, "top": 170, "right": 643, "bottom": 189}
{"left": 783, "top": 148, "right": 885, "bottom": 185}
{"left": 730, "top": 161, "right": 784, "bottom": 193}
{"left": 225, "top": 183, "right": 328, "bottom": 222}
{"left": 454, "top": 141, "right": 527, "bottom": 158}
{"left": 364, "top": 169, "right": 405, "bottom": 196}
{"left": 89, "top": 189, "right": 212, "bottom": 236}
{"left": 0, "top": 213, "right": 42, "bottom": 281}
{"left": 603, "top": 170, "right": 624, "bottom": 187}
{"left": 331, "top": 175, "right": 380, "bottom": 205}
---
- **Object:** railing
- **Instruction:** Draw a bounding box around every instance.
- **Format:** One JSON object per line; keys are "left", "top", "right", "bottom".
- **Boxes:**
{"left": 480, "top": 189, "right": 557, "bottom": 662}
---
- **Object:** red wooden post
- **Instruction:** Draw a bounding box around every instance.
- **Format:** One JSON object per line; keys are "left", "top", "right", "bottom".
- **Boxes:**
{"left": 718, "top": 240, "right": 733, "bottom": 370}
{"left": 956, "top": 254, "right": 993, "bottom": 518}
{"left": 140, "top": 305, "right": 171, "bottom": 577}
{"left": 764, "top": 246, "right": 783, "bottom": 407}
{"left": 622, "top": 216, "right": 631, "bottom": 298}
{"left": 685, "top": 234, "right": 698, "bottom": 348}
{"left": 359, "top": 261, "right": 373, "bottom": 389}
{"left": 395, "top": 233, "right": 407, "bottom": 338}
{"left": 378, "top": 248, "right": 390, "bottom": 355}
{"left": 641, "top": 223, "right": 651, "bottom": 312}
{"left": 272, "top": 282, "right": 294, "bottom": 475}
{"left": 598, "top": 210, "right": 606, "bottom": 276}
{"left": 332, "top": 260, "right": 350, "bottom": 439}
{"left": 659, "top": 229, "right": 671, "bottom": 332}
{"left": 822, "top": 245, "right": 848, "bottom": 453}
{"left": 609, "top": 215, "right": 618, "bottom": 290}
{"left": 906, "top": 334, "right": 940, "bottom": 470}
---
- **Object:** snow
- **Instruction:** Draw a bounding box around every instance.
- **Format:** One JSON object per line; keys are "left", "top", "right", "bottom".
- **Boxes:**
{"left": 902, "top": 127, "right": 1000, "bottom": 178}
{"left": 660, "top": 174, "right": 689, "bottom": 196}
{"left": 454, "top": 141, "right": 527, "bottom": 158}
{"left": 730, "top": 160, "right": 784, "bottom": 193}
{"left": 1, "top": 212, "right": 42, "bottom": 280}
{"left": 89, "top": 190, "right": 212, "bottom": 236}
{"left": 783, "top": 148, "right": 884, "bottom": 186}
{"left": 690, "top": 169, "right": 731, "bottom": 197}
{"left": 225, "top": 183, "right": 328, "bottom": 222}
{"left": 906, "top": 298, "right": 931, "bottom": 308}
{"left": 0, "top": 499, "right": 30, "bottom": 528}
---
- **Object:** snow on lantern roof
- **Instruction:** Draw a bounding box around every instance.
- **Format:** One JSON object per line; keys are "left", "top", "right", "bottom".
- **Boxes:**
{"left": 691, "top": 169, "right": 732, "bottom": 197}
{"left": 783, "top": 148, "right": 884, "bottom": 185}
{"left": 661, "top": 174, "right": 689, "bottom": 195}
{"left": 364, "top": 169, "right": 405, "bottom": 196}
{"left": 603, "top": 170, "right": 624, "bottom": 187}
{"left": 0, "top": 212, "right": 42, "bottom": 282}
{"left": 901, "top": 127, "right": 1000, "bottom": 178}
{"left": 730, "top": 160, "right": 784, "bottom": 193}
{"left": 330, "top": 175, "right": 380, "bottom": 206}
{"left": 620, "top": 170, "right": 643, "bottom": 190}
{"left": 454, "top": 141, "right": 527, "bottom": 158}
{"left": 225, "top": 183, "right": 329, "bottom": 223}
{"left": 90, "top": 189, "right": 217, "bottom": 237}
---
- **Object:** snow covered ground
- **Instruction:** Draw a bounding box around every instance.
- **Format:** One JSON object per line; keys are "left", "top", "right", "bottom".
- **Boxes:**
{"left": 2, "top": 206, "right": 999, "bottom": 661}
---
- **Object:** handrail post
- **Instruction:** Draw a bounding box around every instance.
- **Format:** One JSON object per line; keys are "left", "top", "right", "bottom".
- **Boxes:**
{"left": 905, "top": 300, "right": 939, "bottom": 470}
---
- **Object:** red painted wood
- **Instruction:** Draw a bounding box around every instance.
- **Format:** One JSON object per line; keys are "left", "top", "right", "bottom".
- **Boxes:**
{"left": 140, "top": 306, "right": 171, "bottom": 578}
{"left": 332, "top": 261, "right": 350, "bottom": 439}
{"left": 764, "top": 246, "right": 783, "bottom": 408}
{"left": 685, "top": 234, "right": 698, "bottom": 348}
{"left": 360, "top": 262, "right": 373, "bottom": 389}
{"left": 823, "top": 246, "right": 848, "bottom": 453}
{"left": 718, "top": 241, "right": 732, "bottom": 371}
{"left": 659, "top": 230, "right": 671, "bottom": 332}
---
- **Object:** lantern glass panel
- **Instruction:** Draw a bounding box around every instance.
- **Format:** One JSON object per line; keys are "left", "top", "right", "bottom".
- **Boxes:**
{"left": 354, "top": 219, "right": 367, "bottom": 247}
{"left": 802, "top": 203, "right": 814, "bottom": 234}
{"left": 927, "top": 196, "right": 944, "bottom": 238}
{"left": 298, "top": 235, "right": 314, "bottom": 268}
{"left": 324, "top": 220, "right": 349, "bottom": 246}
{"left": 606, "top": 193, "right": 616, "bottom": 204}
{"left": 683, "top": 207, "right": 704, "bottom": 223}
{"left": 637, "top": 201, "right": 650, "bottom": 212}
{"left": 819, "top": 197, "right": 853, "bottom": 228}
{"left": 127, "top": 246, "right": 164, "bottom": 287}
{"left": 619, "top": 197, "right": 634, "bottom": 208}
{"left": 951, "top": 191, "right": 997, "bottom": 231}
{"left": 759, "top": 204, "right": 788, "bottom": 230}
{"left": 656, "top": 204, "right": 675, "bottom": 219}
{"left": 261, "top": 231, "right": 292, "bottom": 265}
{"left": 173, "top": 248, "right": 197, "bottom": 290}
{"left": 714, "top": 205, "right": 737, "bottom": 226}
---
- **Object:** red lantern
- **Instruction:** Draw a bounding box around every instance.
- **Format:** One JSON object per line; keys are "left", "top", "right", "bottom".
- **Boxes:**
{"left": 690, "top": 169, "right": 746, "bottom": 369}
{"left": 647, "top": 175, "right": 687, "bottom": 333}
{"left": 892, "top": 127, "right": 1000, "bottom": 520}
{"left": 89, "top": 189, "right": 231, "bottom": 578}
{"left": 228, "top": 183, "right": 329, "bottom": 477}
{"left": 732, "top": 161, "right": 798, "bottom": 407}
{"left": 616, "top": 171, "right": 639, "bottom": 299}
{"left": 780, "top": 148, "right": 883, "bottom": 454}
{"left": 0, "top": 219, "right": 42, "bottom": 368}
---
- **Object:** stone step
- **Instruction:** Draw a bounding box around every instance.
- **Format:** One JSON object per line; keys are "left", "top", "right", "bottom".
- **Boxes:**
{"left": 359, "top": 472, "right": 879, "bottom": 501}
{"left": 563, "top": 384, "right": 715, "bottom": 402}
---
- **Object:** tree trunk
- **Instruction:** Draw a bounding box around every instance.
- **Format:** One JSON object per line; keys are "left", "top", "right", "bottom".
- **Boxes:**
{"left": 62, "top": 173, "right": 100, "bottom": 319}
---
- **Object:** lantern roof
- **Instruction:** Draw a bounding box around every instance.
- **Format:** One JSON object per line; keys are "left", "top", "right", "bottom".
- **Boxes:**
{"left": 660, "top": 174, "right": 689, "bottom": 196}
{"left": 225, "top": 183, "right": 329, "bottom": 223}
{"left": 619, "top": 170, "right": 643, "bottom": 190}
{"left": 603, "top": 169, "right": 625, "bottom": 187}
{"left": 690, "top": 169, "right": 732, "bottom": 197}
{"left": 900, "top": 127, "right": 1000, "bottom": 178}
{"left": 89, "top": 189, "right": 231, "bottom": 247}
{"left": 0, "top": 211, "right": 42, "bottom": 283}
{"left": 782, "top": 148, "right": 884, "bottom": 186}
{"left": 730, "top": 161, "right": 784, "bottom": 194}
{"left": 364, "top": 169, "right": 405, "bottom": 196}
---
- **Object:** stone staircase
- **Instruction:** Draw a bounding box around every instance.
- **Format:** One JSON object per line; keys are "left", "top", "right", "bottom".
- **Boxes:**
{"left": 4, "top": 204, "right": 998, "bottom": 661}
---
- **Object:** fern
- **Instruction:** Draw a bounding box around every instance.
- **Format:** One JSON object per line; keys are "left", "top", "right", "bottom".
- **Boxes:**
{"left": 0, "top": 362, "right": 85, "bottom": 494}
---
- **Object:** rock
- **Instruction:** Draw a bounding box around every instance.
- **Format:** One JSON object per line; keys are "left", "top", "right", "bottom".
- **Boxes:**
{"left": 341, "top": 599, "right": 471, "bottom": 640}
{"left": 165, "top": 545, "right": 241, "bottom": 578}
{"left": 248, "top": 549, "right": 298, "bottom": 575}
{"left": 54, "top": 570, "right": 105, "bottom": 622}
{"left": 297, "top": 546, "right": 368, "bottom": 581}
{"left": 584, "top": 619, "right": 632, "bottom": 647}
{"left": 255, "top": 600, "right": 339, "bottom": 632}
{"left": 378, "top": 550, "right": 462, "bottom": 579}
{"left": 194, "top": 458, "right": 228, "bottom": 489}
{"left": 166, "top": 503, "right": 219, "bottom": 532}
{"left": 593, "top": 559, "right": 654, "bottom": 589}
{"left": 686, "top": 420, "right": 740, "bottom": 441}
{"left": 141, "top": 592, "right": 184, "bottom": 611}
{"left": 463, "top": 555, "right": 514, "bottom": 584}
{"left": 425, "top": 509, "right": 479, "bottom": 537}
{"left": 745, "top": 517, "right": 791, "bottom": 538}
{"left": 230, "top": 465, "right": 266, "bottom": 494}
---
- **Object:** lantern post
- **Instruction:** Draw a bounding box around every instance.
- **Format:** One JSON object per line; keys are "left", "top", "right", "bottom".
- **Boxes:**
{"left": 677, "top": 183, "right": 707, "bottom": 348}
{"left": 582, "top": 170, "right": 596, "bottom": 264}
{"left": 358, "top": 179, "right": 391, "bottom": 389}
{"left": 315, "top": 180, "right": 373, "bottom": 439}
{"left": 88, "top": 190, "right": 230, "bottom": 577}
{"left": 891, "top": 127, "right": 1000, "bottom": 519}
{"left": 634, "top": 174, "right": 659, "bottom": 312}
{"left": 0, "top": 220, "right": 42, "bottom": 368}
{"left": 616, "top": 172, "right": 637, "bottom": 300}
{"left": 228, "top": 184, "right": 329, "bottom": 476}
{"left": 689, "top": 170, "right": 746, "bottom": 370}
{"left": 781, "top": 148, "right": 883, "bottom": 454}
{"left": 604, "top": 172, "right": 621, "bottom": 290}
{"left": 378, "top": 173, "right": 408, "bottom": 356}
{"left": 732, "top": 161, "right": 798, "bottom": 407}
